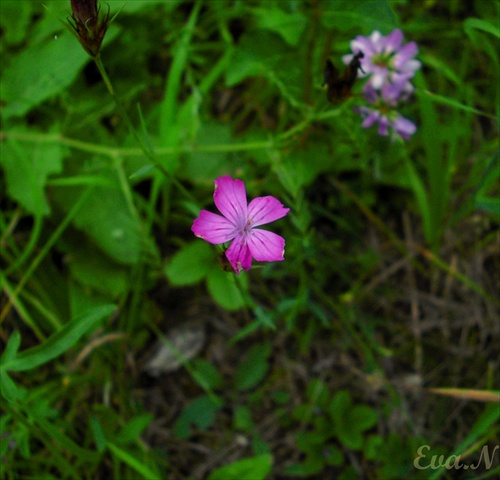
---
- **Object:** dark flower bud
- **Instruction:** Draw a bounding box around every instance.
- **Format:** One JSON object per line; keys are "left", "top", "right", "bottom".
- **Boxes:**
{"left": 69, "top": 0, "right": 109, "bottom": 57}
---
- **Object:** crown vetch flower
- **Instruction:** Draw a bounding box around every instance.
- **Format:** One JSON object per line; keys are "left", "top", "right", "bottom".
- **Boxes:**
{"left": 69, "top": 0, "right": 109, "bottom": 57}
{"left": 192, "top": 176, "right": 290, "bottom": 274}
{"left": 343, "top": 28, "right": 421, "bottom": 95}
{"left": 356, "top": 84, "right": 416, "bottom": 140}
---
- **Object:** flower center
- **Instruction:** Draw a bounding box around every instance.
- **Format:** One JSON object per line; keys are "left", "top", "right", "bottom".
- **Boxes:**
{"left": 373, "top": 52, "right": 395, "bottom": 69}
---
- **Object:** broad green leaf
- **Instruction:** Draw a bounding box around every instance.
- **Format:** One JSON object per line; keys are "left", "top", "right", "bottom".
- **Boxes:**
{"left": 181, "top": 122, "right": 234, "bottom": 182}
{"left": 1, "top": 133, "right": 64, "bottom": 216}
{"left": 192, "top": 358, "right": 224, "bottom": 390}
{"left": 53, "top": 175, "right": 151, "bottom": 265}
{"left": 0, "top": 304, "right": 116, "bottom": 372}
{"left": 253, "top": 7, "right": 308, "bottom": 46}
{"left": 0, "top": 1, "right": 33, "bottom": 45}
{"left": 207, "top": 454, "right": 273, "bottom": 480}
{"left": 174, "top": 395, "right": 223, "bottom": 439}
{"left": 329, "top": 390, "right": 351, "bottom": 419}
{"left": 233, "top": 405, "right": 254, "bottom": 431}
{"left": 68, "top": 244, "right": 130, "bottom": 298}
{"left": 350, "top": 405, "right": 378, "bottom": 430}
{"left": 165, "top": 241, "right": 214, "bottom": 286}
{"left": 225, "top": 31, "right": 303, "bottom": 107}
{"left": 107, "top": 442, "right": 161, "bottom": 480}
{"left": 329, "top": 391, "right": 377, "bottom": 450}
{"left": 0, "top": 31, "right": 87, "bottom": 119}
{"left": 321, "top": 0, "right": 397, "bottom": 32}
{"left": 234, "top": 342, "right": 272, "bottom": 391}
{"left": 206, "top": 269, "right": 246, "bottom": 310}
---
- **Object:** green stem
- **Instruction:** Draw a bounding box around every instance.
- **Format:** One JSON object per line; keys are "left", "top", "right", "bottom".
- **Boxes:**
{"left": 93, "top": 54, "right": 196, "bottom": 203}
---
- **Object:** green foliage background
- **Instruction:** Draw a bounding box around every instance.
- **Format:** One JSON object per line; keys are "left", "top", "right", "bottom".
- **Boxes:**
{"left": 1, "top": 1, "right": 498, "bottom": 479}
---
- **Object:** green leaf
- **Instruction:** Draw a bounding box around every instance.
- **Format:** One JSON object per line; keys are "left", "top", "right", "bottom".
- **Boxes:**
{"left": 321, "top": 0, "right": 397, "bottom": 32}
{"left": 0, "top": 370, "right": 22, "bottom": 403}
{"left": 234, "top": 342, "right": 272, "bottom": 391}
{"left": 117, "top": 414, "right": 154, "bottom": 444}
{"left": 107, "top": 441, "right": 161, "bottom": 480}
{"left": 206, "top": 269, "right": 246, "bottom": 311}
{"left": 0, "top": 1, "right": 33, "bottom": 45}
{"left": 350, "top": 405, "right": 378, "bottom": 430}
{"left": 164, "top": 241, "right": 214, "bottom": 286}
{"left": 38, "top": 417, "right": 97, "bottom": 463}
{"left": 1, "top": 132, "right": 64, "bottom": 216}
{"left": 174, "top": 395, "right": 223, "bottom": 439}
{"left": 464, "top": 18, "right": 500, "bottom": 40}
{"left": 253, "top": 7, "right": 308, "bottom": 47}
{"left": 224, "top": 31, "right": 303, "bottom": 107}
{"left": 65, "top": 242, "right": 130, "bottom": 298}
{"left": 0, "top": 31, "right": 88, "bottom": 119}
{"left": 0, "top": 331, "right": 21, "bottom": 364}
{"left": 329, "top": 390, "right": 378, "bottom": 450}
{"left": 429, "top": 403, "right": 500, "bottom": 480}
{"left": 0, "top": 304, "right": 116, "bottom": 372}
{"left": 181, "top": 122, "right": 234, "bottom": 182}
{"left": 306, "top": 379, "right": 330, "bottom": 409}
{"left": 415, "top": 89, "right": 493, "bottom": 118}
{"left": 207, "top": 454, "right": 273, "bottom": 480}
{"left": 89, "top": 416, "right": 106, "bottom": 454}
{"left": 192, "top": 358, "right": 224, "bottom": 390}
{"left": 233, "top": 404, "right": 254, "bottom": 431}
{"left": 53, "top": 175, "right": 150, "bottom": 265}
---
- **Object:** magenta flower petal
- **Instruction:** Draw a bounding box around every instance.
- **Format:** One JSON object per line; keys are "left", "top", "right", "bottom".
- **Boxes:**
{"left": 192, "top": 175, "right": 289, "bottom": 273}
{"left": 247, "top": 196, "right": 290, "bottom": 227}
{"left": 192, "top": 210, "right": 236, "bottom": 244}
{"left": 248, "top": 230, "right": 285, "bottom": 263}
{"left": 213, "top": 176, "right": 248, "bottom": 228}
{"left": 225, "top": 235, "right": 253, "bottom": 273}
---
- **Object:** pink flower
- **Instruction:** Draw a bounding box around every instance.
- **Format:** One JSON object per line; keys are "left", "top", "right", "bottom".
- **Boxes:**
{"left": 192, "top": 176, "right": 290, "bottom": 274}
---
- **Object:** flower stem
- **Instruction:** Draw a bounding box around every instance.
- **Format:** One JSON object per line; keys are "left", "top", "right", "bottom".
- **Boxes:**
{"left": 93, "top": 53, "right": 196, "bottom": 203}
